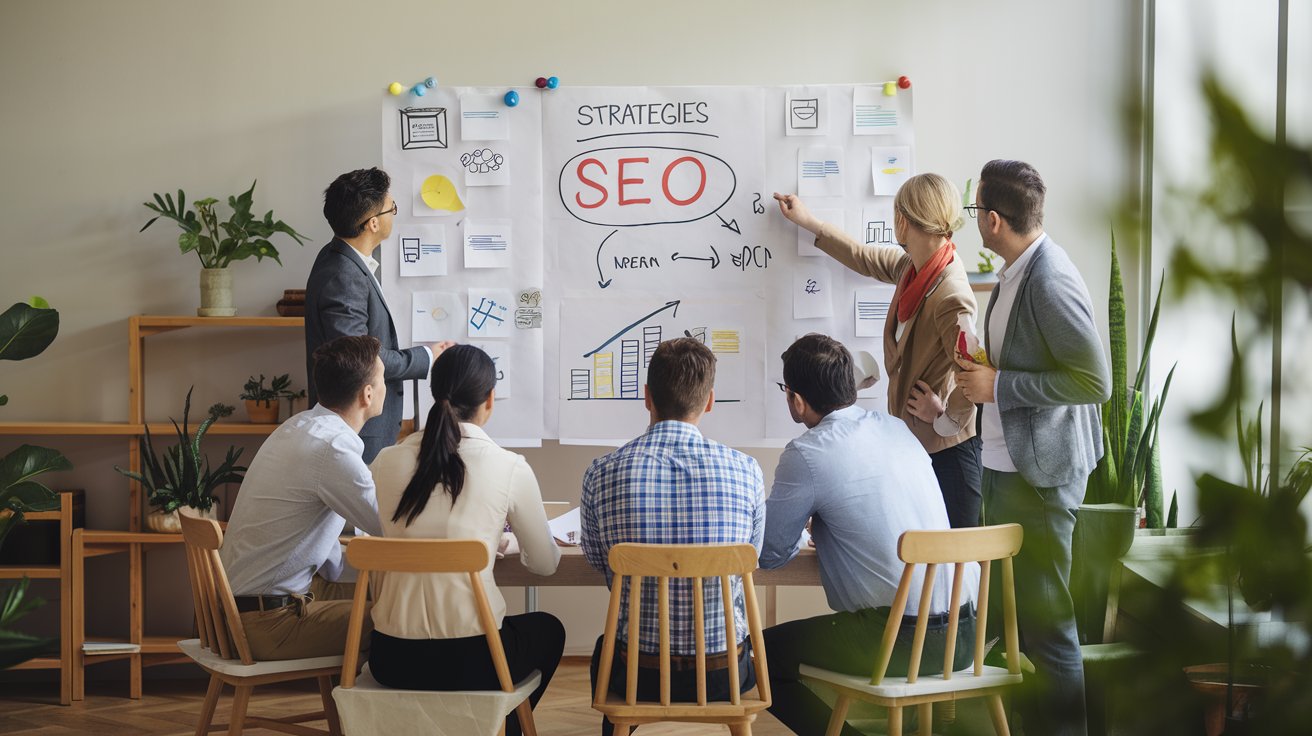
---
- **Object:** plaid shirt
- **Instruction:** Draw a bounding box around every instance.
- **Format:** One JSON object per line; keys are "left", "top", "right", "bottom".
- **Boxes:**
{"left": 582, "top": 421, "right": 765, "bottom": 656}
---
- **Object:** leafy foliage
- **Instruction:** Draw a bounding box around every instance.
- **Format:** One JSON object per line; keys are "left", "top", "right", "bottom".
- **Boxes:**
{"left": 140, "top": 181, "right": 307, "bottom": 269}
{"left": 115, "top": 388, "right": 246, "bottom": 513}
{"left": 239, "top": 373, "right": 301, "bottom": 402}
{"left": 0, "top": 579, "right": 54, "bottom": 669}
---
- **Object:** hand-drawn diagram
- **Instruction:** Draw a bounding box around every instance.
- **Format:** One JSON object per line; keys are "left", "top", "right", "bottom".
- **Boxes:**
{"left": 464, "top": 219, "right": 512, "bottom": 269}
{"left": 462, "top": 148, "right": 510, "bottom": 186}
{"left": 400, "top": 107, "right": 449, "bottom": 150}
{"left": 794, "top": 269, "right": 834, "bottom": 319}
{"left": 468, "top": 288, "right": 512, "bottom": 339}
{"left": 871, "top": 146, "right": 912, "bottom": 195}
{"left": 854, "top": 285, "right": 895, "bottom": 338}
{"left": 397, "top": 225, "right": 448, "bottom": 277}
{"left": 730, "top": 245, "right": 771, "bottom": 271}
{"left": 413, "top": 171, "right": 465, "bottom": 216}
{"left": 412, "top": 291, "right": 462, "bottom": 343}
{"left": 786, "top": 89, "right": 828, "bottom": 137}
{"left": 789, "top": 98, "right": 819, "bottom": 129}
{"left": 516, "top": 288, "right": 543, "bottom": 329}
{"left": 798, "top": 147, "right": 844, "bottom": 197}
{"left": 460, "top": 93, "right": 510, "bottom": 140}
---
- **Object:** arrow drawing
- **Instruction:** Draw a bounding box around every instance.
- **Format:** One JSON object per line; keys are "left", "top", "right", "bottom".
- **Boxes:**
{"left": 583, "top": 300, "right": 681, "bottom": 358}
{"left": 595, "top": 229, "right": 618, "bottom": 288}
{"left": 670, "top": 245, "right": 720, "bottom": 269}
{"left": 715, "top": 212, "right": 741, "bottom": 235}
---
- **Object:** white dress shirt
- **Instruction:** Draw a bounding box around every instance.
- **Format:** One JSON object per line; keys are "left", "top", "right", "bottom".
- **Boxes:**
{"left": 980, "top": 234, "right": 1045, "bottom": 472}
{"left": 369, "top": 423, "right": 561, "bottom": 640}
{"left": 220, "top": 405, "right": 383, "bottom": 596}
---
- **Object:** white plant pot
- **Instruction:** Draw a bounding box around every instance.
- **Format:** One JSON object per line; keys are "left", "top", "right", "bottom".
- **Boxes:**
{"left": 198, "top": 267, "right": 236, "bottom": 317}
{"left": 145, "top": 505, "right": 218, "bottom": 533}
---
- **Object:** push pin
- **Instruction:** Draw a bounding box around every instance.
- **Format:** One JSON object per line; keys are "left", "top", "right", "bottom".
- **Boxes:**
{"left": 424, "top": 76, "right": 437, "bottom": 89}
{"left": 503, "top": 90, "right": 520, "bottom": 107}
{"left": 535, "top": 77, "right": 548, "bottom": 89}
{"left": 388, "top": 82, "right": 405, "bottom": 96}
{"left": 412, "top": 83, "right": 428, "bottom": 97}
{"left": 546, "top": 76, "right": 559, "bottom": 89}
{"left": 897, "top": 75, "right": 911, "bottom": 89}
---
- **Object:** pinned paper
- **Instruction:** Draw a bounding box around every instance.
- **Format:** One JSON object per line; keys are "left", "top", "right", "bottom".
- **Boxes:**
{"left": 460, "top": 93, "right": 510, "bottom": 140}
{"left": 854, "top": 285, "right": 895, "bottom": 338}
{"left": 871, "top": 146, "right": 912, "bottom": 195}
{"left": 397, "top": 225, "right": 448, "bottom": 277}
{"left": 413, "top": 171, "right": 464, "bottom": 216}
{"left": 861, "top": 200, "right": 897, "bottom": 246}
{"left": 798, "top": 146, "right": 844, "bottom": 198}
{"left": 785, "top": 88, "right": 828, "bottom": 137}
{"left": 464, "top": 219, "right": 512, "bottom": 269}
{"left": 793, "top": 269, "right": 833, "bottom": 319}
{"left": 461, "top": 147, "right": 510, "bottom": 187}
{"left": 516, "top": 288, "right": 543, "bottom": 329}
{"left": 399, "top": 107, "right": 448, "bottom": 150}
{"left": 468, "top": 288, "right": 513, "bottom": 339}
{"left": 799, "top": 208, "right": 842, "bottom": 257}
{"left": 412, "top": 291, "right": 462, "bottom": 343}
{"left": 469, "top": 341, "right": 511, "bottom": 399}
{"left": 854, "top": 85, "right": 904, "bottom": 135}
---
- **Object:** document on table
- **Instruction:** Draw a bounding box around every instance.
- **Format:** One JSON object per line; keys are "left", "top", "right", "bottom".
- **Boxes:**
{"left": 548, "top": 506, "right": 582, "bottom": 546}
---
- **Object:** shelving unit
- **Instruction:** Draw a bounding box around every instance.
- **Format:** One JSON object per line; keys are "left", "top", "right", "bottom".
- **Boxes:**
{"left": 0, "top": 315, "right": 303, "bottom": 702}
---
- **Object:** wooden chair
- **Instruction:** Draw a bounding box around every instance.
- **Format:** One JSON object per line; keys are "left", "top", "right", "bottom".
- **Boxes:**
{"left": 592, "top": 543, "right": 771, "bottom": 736}
{"left": 799, "top": 524, "right": 1025, "bottom": 736}
{"left": 334, "top": 537, "right": 541, "bottom": 736}
{"left": 177, "top": 511, "right": 343, "bottom": 736}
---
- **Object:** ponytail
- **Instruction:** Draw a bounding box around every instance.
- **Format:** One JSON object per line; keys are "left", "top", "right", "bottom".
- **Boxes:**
{"left": 390, "top": 344, "right": 497, "bottom": 527}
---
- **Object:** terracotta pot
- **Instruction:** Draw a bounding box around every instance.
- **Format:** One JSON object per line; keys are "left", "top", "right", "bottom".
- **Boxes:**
{"left": 198, "top": 267, "right": 236, "bottom": 317}
{"left": 1184, "top": 663, "right": 1270, "bottom": 736}
{"left": 145, "top": 505, "right": 218, "bottom": 533}
{"left": 245, "top": 399, "right": 279, "bottom": 424}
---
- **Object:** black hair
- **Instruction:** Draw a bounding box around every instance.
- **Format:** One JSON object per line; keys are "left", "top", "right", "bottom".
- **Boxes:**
{"left": 392, "top": 345, "right": 497, "bottom": 526}
{"left": 979, "top": 159, "right": 1046, "bottom": 235}
{"left": 323, "top": 167, "right": 391, "bottom": 239}
{"left": 781, "top": 333, "right": 856, "bottom": 415}
{"left": 311, "top": 335, "right": 381, "bottom": 410}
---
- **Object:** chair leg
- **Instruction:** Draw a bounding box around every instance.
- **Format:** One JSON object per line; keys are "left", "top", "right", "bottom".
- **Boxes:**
{"left": 194, "top": 675, "right": 223, "bottom": 736}
{"left": 826, "top": 695, "right": 851, "bottom": 736}
{"left": 227, "top": 684, "right": 252, "bottom": 736}
{"left": 318, "top": 675, "right": 342, "bottom": 736}
{"left": 516, "top": 699, "right": 538, "bottom": 736}
{"left": 729, "top": 723, "right": 753, "bottom": 735}
{"left": 986, "top": 694, "right": 1011, "bottom": 736}
{"left": 917, "top": 703, "right": 932, "bottom": 736}
{"left": 888, "top": 705, "right": 902, "bottom": 735}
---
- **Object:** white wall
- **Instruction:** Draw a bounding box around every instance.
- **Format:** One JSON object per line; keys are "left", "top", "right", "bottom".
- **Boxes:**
{"left": 0, "top": 0, "right": 1142, "bottom": 661}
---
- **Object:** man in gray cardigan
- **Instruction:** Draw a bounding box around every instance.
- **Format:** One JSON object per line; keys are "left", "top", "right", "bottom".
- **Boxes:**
{"left": 306, "top": 168, "right": 449, "bottom": 463}
{"left": 957, "top": 160, "right": 1111, "bottom": 736}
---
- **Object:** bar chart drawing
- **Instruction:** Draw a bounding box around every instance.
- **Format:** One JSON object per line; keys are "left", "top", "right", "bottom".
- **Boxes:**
{"left": 569, "top": 300, "right": 679, "bottom": 401}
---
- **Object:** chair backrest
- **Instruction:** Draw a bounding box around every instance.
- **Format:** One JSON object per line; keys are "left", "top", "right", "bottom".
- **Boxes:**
{"left": 868, "top": 523, "right": 1024, "bottom": 686}
{"left": 339, "top": 537, "right": 508, "bottom": 690}
{"left": 179, "top": 511, "right": 256, "bottom": 665}
{"left": 593, "top": 543, "right": 771, "bottom": 710}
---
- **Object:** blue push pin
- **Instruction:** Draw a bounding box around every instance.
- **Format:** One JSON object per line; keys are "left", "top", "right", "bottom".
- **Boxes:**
{"left": 424, "top": 76, "right": 437, "bottom": 89}
{"left": 503, "top": 90, "right": 520, "bottom": 107}
{"left": 546, "top": 76, "right": 559, "bottom": 90}
{"left": 412, "top": 83, "right": 427, "bottom": 97}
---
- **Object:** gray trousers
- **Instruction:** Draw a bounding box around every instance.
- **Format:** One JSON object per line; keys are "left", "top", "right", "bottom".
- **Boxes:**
{"left": 983, "top": 469, "right": 1088, "bottom": 736}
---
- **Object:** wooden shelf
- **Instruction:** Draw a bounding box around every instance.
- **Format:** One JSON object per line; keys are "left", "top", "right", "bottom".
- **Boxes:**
{"left": 81, "top": 530, "right": 182, "bottom": 546}
{"left": 9, "top": 656, "right": 61, "bottom": 670}
{"left": 0, "top": 422, "right": 137, "bottom": 436}
{"left": 146, "top": 422, "right": 281, "bottom": 436}
{"left": 0, "top": 564, "right": 61, "bottom": 579}
{"left": 24, "top": 510, "right": 63, "bottom": 521}
{"left": 132, "top": 315, "right": 303, "bottom": 337}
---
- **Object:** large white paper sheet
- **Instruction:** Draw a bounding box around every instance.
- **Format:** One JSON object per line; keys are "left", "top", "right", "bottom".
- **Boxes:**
{"left": 460, "top": 93, "right": 510, "bottom": 140}
{"left": 799, "top": 208, "right": 842, "bottom": 257}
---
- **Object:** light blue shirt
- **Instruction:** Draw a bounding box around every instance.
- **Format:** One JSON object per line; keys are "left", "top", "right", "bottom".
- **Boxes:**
{"left": 760, "top": 405, "right": 976, "bottom": 614}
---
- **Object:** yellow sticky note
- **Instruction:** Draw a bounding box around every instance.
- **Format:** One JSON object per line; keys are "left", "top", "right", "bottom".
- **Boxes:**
{"left": 420, "top": 175, "right": 464, "bottom": 212}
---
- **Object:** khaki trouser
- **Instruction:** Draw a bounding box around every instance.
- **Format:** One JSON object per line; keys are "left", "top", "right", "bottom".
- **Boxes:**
{"left": 238, "top": 575, "right": 372, "bottom": 661}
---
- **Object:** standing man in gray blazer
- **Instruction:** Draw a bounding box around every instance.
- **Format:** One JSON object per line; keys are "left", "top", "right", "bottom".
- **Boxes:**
{"left": 306, "top": 168, "right": 449, "bottom": 464}
{"left": 956, "top": 160, "right": 1110, "bottom": 736}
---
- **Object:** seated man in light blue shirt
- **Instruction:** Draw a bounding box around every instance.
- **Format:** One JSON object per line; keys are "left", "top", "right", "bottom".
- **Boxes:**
{"left": 220, "top": 334, "right": 389, "bottom": 660}
{"left": 761, "top": 334, "right": 978, "bottom": 736}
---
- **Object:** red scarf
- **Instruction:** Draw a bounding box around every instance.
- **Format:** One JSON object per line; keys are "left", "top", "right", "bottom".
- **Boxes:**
{"left": 892, "top": 241, "right": 956, "bottom": 324}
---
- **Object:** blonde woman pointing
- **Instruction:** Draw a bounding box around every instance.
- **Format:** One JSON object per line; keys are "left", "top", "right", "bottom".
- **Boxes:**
{"left": 774, "top": 174, "right": 982, "bottom": 527}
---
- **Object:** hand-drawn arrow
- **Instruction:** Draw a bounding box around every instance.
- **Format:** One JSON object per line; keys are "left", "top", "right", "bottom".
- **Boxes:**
{"left": 715, "top": 212, "right": 742, "bottom": 235}
{"left": 583, "top": 300, "right": 681, "bottom": 358}
{"left": 595, "top": 229, "right": 618, "bottom": 288}
{"left": 670, "top": 245, "right": 720, "bottom": 269}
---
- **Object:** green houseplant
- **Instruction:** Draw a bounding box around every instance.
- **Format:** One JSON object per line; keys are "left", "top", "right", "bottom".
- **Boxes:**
{"left": 115, "top": 389, "right": 246, "bottom": 533}
{"left": 238, "top": 373, "right": 302, "bottom": 424}
{"left": 140, "top": 181, "right": 307, "bottom": 317}
{"left": 0, "top": 297, "right": 69, "bottom": 669}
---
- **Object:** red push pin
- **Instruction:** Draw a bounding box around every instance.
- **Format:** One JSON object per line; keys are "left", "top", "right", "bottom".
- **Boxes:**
{"left": 897, "top": 75, "right": 911, "bottom": 89}
{"left": 535, "top": 77, "right": 549, "bottom": 89}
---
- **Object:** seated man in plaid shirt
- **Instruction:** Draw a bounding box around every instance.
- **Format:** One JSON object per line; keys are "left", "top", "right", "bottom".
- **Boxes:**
{"left": 581, "top": 337, "right": 766, "bottom": 736}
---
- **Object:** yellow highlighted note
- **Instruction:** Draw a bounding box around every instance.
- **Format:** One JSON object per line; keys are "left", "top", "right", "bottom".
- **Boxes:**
{"left": 420, "top": 174, "right": 464, "bottom": 212}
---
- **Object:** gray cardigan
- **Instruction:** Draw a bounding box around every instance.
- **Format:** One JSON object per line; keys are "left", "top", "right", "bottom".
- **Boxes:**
{"left": 985, "top": 236, "right": 1111, "bottom": 503}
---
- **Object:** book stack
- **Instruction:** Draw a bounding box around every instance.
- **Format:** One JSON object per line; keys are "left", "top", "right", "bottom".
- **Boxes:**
{"left": 277, "top": 289, "right": 305, "bottom": 317}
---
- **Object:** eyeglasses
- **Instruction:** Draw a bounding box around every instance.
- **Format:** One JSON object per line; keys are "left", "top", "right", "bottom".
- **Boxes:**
{"left": 357, "top": 201, "right": 398, "bottom": 229}
{"left": 776, "top": 382, "right": 790, "bottom": 393}
{"left": 963, "top": 204, "right": 1011, "bottom": 221}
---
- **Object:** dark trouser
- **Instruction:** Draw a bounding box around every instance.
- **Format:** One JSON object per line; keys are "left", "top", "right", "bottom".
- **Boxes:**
{"left": 983, "top": 469, "right": 1087, "bottom": 736}
{"left": 764, "top": 606, "right": 975, "bottom": 736}
{"left": 930, "top": 436, "right": 983, "bottom": 528}
{"left": 368, "top": 612, "right": 565, "bottom": 736}
{"left": 589, "top": 635, "right": 756, "bottom": 736}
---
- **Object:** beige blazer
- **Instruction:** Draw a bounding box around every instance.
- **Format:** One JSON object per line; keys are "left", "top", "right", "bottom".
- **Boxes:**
{"left": 814, "top": 223, "right": 977, "bottom": 454}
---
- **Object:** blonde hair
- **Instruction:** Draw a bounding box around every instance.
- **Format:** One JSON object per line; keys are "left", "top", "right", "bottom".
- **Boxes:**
{"left": 894, "top": 173, "right": 963, "bottom": 238}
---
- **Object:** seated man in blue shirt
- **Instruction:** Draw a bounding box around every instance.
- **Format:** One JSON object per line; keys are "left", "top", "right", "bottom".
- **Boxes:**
{"left": 582, "top": 337, "right": 766, "bottom": 736}
{"left": 761, "top": 334, "right": 978, "bottom": 736}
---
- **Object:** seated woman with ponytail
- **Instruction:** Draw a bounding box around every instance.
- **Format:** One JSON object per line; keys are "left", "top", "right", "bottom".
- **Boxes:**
{"left": 368, "top": 344, "right": 563, "bottom": 736}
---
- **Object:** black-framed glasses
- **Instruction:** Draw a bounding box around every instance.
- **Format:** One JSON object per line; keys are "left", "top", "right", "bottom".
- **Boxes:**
{"left": 776, "top": 382, "right": 790, "bottom": 393}
{"left": 964, "top": 204, "right": 1010, "bottom": 221}
{"left": 357, "top": 201, "right": 398, "bottom": 229}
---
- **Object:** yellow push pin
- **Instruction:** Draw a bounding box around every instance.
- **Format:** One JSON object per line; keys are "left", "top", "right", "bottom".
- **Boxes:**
{"left": 883, "top": 81, "right": 897, "bottom": 96}
{"left": 388, "top": 82, "right": 405, "bottom": 96}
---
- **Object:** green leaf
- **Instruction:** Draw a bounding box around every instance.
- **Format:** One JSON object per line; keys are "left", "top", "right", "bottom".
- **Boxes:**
{"left": 0, "top": 395, "right": 7, "bottom": 406}
{"left": 178, "top": 231, "right": 200, "bottom": 254}
{"left": 25, "top": 297, "right": 49, "bottom": 310}
{"left": 0, "top": 445, "right": 72, "bottom": 499}
{"left": 0, "top": 302, "right": 59, "bottom": 362}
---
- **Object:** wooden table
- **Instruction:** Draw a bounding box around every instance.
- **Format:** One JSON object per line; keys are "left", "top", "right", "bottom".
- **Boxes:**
{"left": 494, "top": 546, "right": 822, "bottom": 626}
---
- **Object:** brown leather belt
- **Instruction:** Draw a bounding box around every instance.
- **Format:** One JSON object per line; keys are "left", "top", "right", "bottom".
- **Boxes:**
{"left": 233, "top": 594, "right": 300, "bottom": 613}
{"left": 617, "top": 642, "right": 746, "bottom": 672}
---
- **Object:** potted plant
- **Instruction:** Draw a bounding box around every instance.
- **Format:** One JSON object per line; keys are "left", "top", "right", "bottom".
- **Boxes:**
{"left": 115, "top": 389, "right": 246, "bottom": 533}
{"left": 140, "top": 181, "right": 307, "bottom": 317}
{"left": 0, "top": 297, "right": 69, "bottom": 669}
{"left": 961, "top": 179, "right": 1000, "bottom": 285}
{"left": 239, "top": 373, "right": 302, "bottom": 424}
